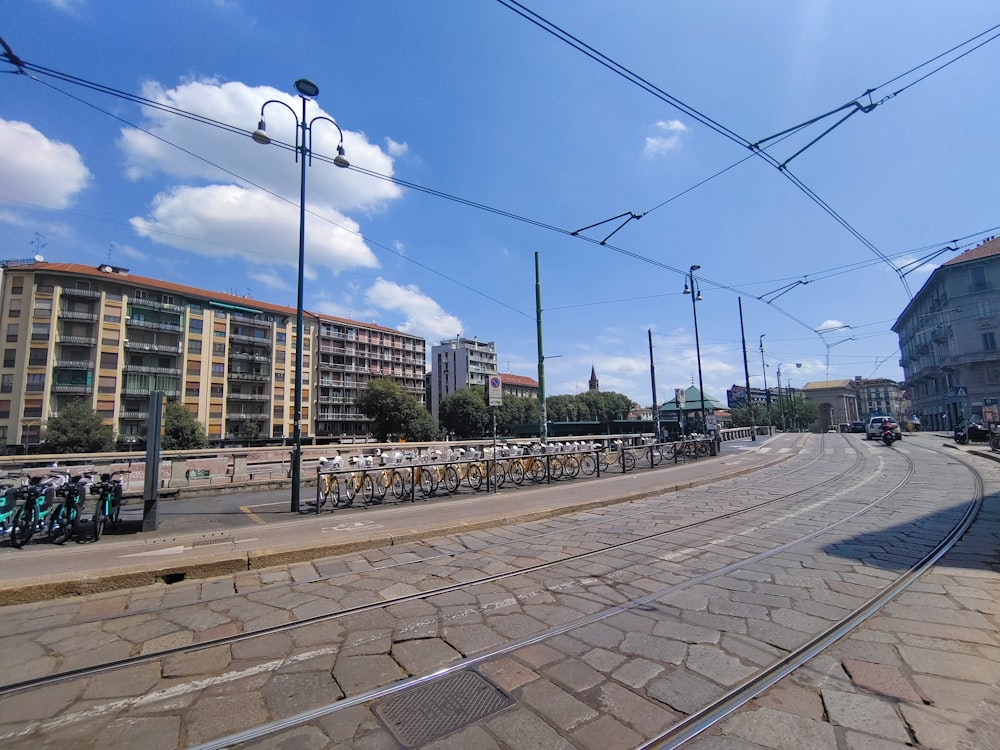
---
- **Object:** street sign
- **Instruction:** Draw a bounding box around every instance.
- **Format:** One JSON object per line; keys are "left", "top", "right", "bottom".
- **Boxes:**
{"left": 488, "top": 375, "right": 502, "bottom": 407}
{"left": 954, "top": 386, "right": 968, "bottom": 397}
{"left": 675, "top": 388, "right": 686, "bottom": 409}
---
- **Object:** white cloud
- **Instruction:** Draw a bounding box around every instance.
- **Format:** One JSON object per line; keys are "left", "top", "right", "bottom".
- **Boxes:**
{"left": 816, "top": 319, "right": 849, "bottom": 333}
{"left": 643, "top": 119, "right": 688, "bottom": 158}
{"left": 385, "top": 137, "right": 408, "bottom": 157}
{"left": 130, "top": 184, "right": 379, "bottom": 273}
{"left": 893, "top": 255, "right": 938, "bottom": 277}
{"left": 0, "top": 118, "right": 91, "bottom": 210}
{"left": 364, "top": 278, "right": 462, "bottom": 343}
{"left": 248, "top": 269, "right": 292, "bottom": 291}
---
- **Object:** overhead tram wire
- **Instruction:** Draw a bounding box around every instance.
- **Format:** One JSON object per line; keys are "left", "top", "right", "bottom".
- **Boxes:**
{"left": 494, "top": 2, "right": 1000, "bottom": 296}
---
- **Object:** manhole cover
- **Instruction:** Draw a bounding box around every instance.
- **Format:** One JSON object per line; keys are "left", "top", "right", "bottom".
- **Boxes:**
{"left": 372, "top": 670, "right": 514, "bottom": 747}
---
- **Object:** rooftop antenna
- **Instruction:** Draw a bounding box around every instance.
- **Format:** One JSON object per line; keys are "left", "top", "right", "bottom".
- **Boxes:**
{"left": 30, "top": 233, "right": 46, "bottom": 257}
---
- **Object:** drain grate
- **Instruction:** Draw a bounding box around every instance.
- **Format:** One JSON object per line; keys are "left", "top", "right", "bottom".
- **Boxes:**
{"left": 372, "top": 670, "right": 514, "bottom": 747}
{"left": 192, "top": 536, "right": 232, "bottom": 547}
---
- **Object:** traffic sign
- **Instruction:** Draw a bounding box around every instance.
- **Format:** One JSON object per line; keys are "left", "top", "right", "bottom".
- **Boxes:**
{"left": 488, "top": 375, "right": 503, "bottom": 407}
{"left": 954, "top": 386, "right": 968, "bottom": 397}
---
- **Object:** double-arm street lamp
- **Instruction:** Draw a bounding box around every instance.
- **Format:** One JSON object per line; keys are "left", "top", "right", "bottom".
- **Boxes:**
{"left": 683, "top": 265, "right": 706, "bottom": 432}
{"left": 776, "top": 362, "right": 802, "bottom": 431}
{"left": 759, "top": 334, "right": 770, "bottom": 426}
{"left": 252, "top": 78, "right": 349, "bottom": 513}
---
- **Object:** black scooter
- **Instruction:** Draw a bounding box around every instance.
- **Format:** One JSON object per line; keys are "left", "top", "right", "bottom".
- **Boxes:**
{"left": 954, "top": 420, "right": 991, "bottom": 445}
{"left": 881, "top": 426, "right": 895, "bottom": 446}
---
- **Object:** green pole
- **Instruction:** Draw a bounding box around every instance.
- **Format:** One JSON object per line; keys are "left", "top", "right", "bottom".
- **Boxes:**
{"left": 535, "top": 252, "right": 547, "bottom": 442}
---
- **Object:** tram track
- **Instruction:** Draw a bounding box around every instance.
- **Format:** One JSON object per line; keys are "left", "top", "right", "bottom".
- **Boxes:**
{"left": 0, "top": 434, "right": 857, "bottom": 692}
{"left": 0, "top": 437, "right": 983, "bottom": 749}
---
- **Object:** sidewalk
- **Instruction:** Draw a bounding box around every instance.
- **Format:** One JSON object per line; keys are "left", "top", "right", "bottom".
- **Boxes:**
{"left": 0, "top": 435, "right": 798, "bottom": 605}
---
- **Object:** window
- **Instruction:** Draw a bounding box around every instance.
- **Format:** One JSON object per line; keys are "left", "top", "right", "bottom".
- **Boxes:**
{"left": 9, "top": 277, "right": 23, "bottom": 295}
{"left": 7, "top": 299, "right": 21, "bottom": 318}
{"left": 211, "top": 384, "right": 224, "bottom": 397}
{"left": 28, "top": 349, "right": 47, "bottom": 366}
{"left": 273, "top": 406, "right": 284, "bottom": 419}
{"left": 26, "top": 373, "right": 45, "bottom": 392}
{"left": 162, "top": 295, "right": 175, "bottom": 305}
{"left": 98, "top": 375, "right": 116, "bottom": 394}
{"left": 972, "top": 266, "right": 988, "bottom": 291}
{"left": 984, "top": 332, "right": 997, "bottom": 352}
{"left": 103, "top": 314, "right": 121, "bottom": 324}
{"left": 276, "top": 332, "right": 286, "bottom": 345}
{"left": 185, "top": 384, "right": 199, "bottom": 397}
{"left": 1, "top": 374, "right": 12, "bottom": 393}
{"left": 101, "top": 336, "right": 119, "bottom": 346}
{"left": 275, "top": 351, "right": 286, "bottom": 365}
{"left": 33, "top": 298, "right": 52, "bottom": 318}
{"left": 189, "top": 318, "right": 204, "bottom": 334}
{"left": 211, "top": 363, "right": 225, "bottom": 377}
{"left": 0, "top": 399, "right": 9, "bottom": 418}
{"left": 188, "top": 340, "right": 202, "bottom": 355}
{"left": 31, "top": 323, "right": 50, "bottom": 341}
{"left": 6, "top": 323, "right": 18, "bottom": 343}
{"left": 2, "top": 349, "right": 13, "bottom": 368}
{"left": 186, "top": 361, "right": 200, "bottom": 375}
{"left": 213, "top": 343, "right": 226, "bottom": 356}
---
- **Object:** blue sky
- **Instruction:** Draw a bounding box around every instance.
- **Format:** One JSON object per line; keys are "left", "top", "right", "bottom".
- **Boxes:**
{"left": 1, "top": 1, "right": 998, "bottom": 406}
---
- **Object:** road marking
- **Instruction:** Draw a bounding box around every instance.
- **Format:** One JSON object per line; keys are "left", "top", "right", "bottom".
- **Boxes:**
{"left": 322, "top": 520, "right": 384, "bottom": 532}
{"left": 120, "top": 546, "right": 186, "bottom": 558}
{"left": 240, "top": 505, "right": 266, "bottom": 525}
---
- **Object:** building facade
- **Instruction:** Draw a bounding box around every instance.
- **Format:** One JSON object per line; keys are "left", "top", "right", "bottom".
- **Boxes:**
{"left": 500, "top": 373, "right": 538, "bottom": 399}
{"left": 800, "top": 380, "right": 861, "bottom": 431}
{"left": 851, "top": 376, "right": 906, "bottom": 423}
{"left": 894, "top": 237, "right": 1000, "bottom": 431}
{"left": 429, "top": 337, "right": 498, "bottom": 423}
{"left": 0, "top": 261, "right": 425, "bottom": 449}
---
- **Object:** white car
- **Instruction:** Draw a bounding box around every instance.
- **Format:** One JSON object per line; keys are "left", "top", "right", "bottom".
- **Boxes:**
{"left": 866, "top": 417, "right": 902, "bottom": 440}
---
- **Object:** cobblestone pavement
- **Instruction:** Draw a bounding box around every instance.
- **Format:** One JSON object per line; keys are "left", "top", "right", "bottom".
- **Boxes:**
{"left": 0, "top": 434, "right": 995, "bottom": 749}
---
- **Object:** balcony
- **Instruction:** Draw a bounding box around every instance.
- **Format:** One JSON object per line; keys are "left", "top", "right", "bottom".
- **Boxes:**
{"left": 61, "top": 287, "right": 102, "bottom": 299}
{"left": 123, "top": 386, "right": 181, "bottom": 397}
{"left": 127, "top": 319, "right": 183, "bottom": 333}
{"left": 230, "top": 333, "right": 272, "bottom": 345}
{"left": 124, "top": 340, "right": 182, "bottom": 354}
{"left": 119, "top": 411, "right": 148, "bottom": 420}
{"left": 59, "top": 310, "right": 98, "bottom": 322}
{"left": 122, "top": 364, "right": 182, "bottom": 375}
{"left": 57, "top": 335, "right": 96, "bottom": 346}
{"left": 55, "top": 360, "right": 94, "bottom": 369}
{"left": 228, "top": 372, "right": 269, "bottom": 382}
{"left": 227, "top": 393, "right": 270, "bottom": 401}
{"left": 226, "top": 410, "right": 268, "bottom": 420}
{"left": 130, "top": 297, "right": 184, "bottom": 313}
{"left": 51, "top": 384, "right": 94, "bottom": 394}
{"left": 229, "top": 351, "right": 271, "bottom": 362}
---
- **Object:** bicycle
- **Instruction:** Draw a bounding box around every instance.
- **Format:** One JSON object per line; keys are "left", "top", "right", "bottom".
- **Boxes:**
{"left": 88, "top": 472, "right": 125, "bottom": 541}
{"left": 0, "top": 475, "right": 19, "bottom": 542}
{"left": 48, "top": 474, "right": 91, "bottom": 545}
{"left": 9, "top": 474, "right": 63, "bottom": 548}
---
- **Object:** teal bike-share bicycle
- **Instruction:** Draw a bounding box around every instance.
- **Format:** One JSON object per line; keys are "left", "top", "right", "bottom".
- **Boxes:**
{"left": 88, "top": 472, "right": 124, "bottom": 541}
{"left": 47, "top": 474, "right": 93, "bottom": 545}
{"left": 9, "top": 473, "right": 63, "bottom": 548}
{"left": 0, "top": 474, "right": 21, "bottom": 542}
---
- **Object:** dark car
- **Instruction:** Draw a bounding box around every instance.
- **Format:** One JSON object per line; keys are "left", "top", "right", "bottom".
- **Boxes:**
{"left": 849, "top": 421, "right": 866, "bottom": 433}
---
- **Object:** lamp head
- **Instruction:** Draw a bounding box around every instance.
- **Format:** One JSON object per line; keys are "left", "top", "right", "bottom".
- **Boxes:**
{"left": 683, "top": 281, "right": 691, "bottom": 295}
{"left": 695, "top": 291, "right": 703, "bottom": 301}
{"left": 333, "top": 144, "right": 350, "bottom": 168}
{"left": 690, "top": 264, "right": 701, "bottom": 272}
{"left": 294, "top": 78, "right": 320, "bottom": 98}
{"left": 251, "top": 119, "right": 271, "bottom": 145}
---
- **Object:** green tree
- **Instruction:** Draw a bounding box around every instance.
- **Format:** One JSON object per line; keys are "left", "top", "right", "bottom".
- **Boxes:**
{"left": 42, "top": 400, "right": 116, "bottom": 453}
{"left": 495, "top": 395, "right": 539, "bottom": 435}
{"left": 438, "top": 389, "right": 490, "bottom": 439}
{"left": 356, "top": 378, "right": 435, "bottom": 442}
{"left": 788, "top": 395, "right": 819, "bottom": 431}
{"left": 164, "top": 400, "right": 209, "bottom": 449}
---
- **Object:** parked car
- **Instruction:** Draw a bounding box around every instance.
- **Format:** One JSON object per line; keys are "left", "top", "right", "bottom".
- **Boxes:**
{"left": 849, "top": 421, "right": 866, "bottom": 433}
{"left": 866, "top": 416, "right": 902, "bottom": 440}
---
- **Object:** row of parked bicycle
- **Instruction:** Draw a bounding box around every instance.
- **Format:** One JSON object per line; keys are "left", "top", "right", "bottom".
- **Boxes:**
{"left": 0, "top": 470, "right": 126, "bottom": 548}
{"left": 310, "top": 438, "right": 714, "bottom": 510}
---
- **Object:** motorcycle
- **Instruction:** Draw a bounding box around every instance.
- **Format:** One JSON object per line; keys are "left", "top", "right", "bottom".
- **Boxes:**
{"left": 954, "top": 420, "right": 992, "bottom": 445}
{"left": 881, "top": 425, "right": 895, "bottom": 446}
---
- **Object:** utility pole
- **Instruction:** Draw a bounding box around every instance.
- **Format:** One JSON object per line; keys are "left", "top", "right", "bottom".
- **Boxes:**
{"left": 535, "top": 252, "right": 547, "bottom": 442}
{"left": 739, "top": 298, "right": 755, "bottom": 441}
{"left": 648, "top": 328, "right": 660, "bottom": 441}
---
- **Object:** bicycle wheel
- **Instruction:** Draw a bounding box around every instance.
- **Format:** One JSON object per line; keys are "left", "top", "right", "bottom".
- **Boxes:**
{"left": 361, "top": 474, "right": 376, "bottom": 505}
{"left": 92, "top": 500, "right": 107, "bottom": 541}
{"left": 48, "top": 502, "right": 76, "bottom": 545}
{"left": 696, "top": 441, "right": 710, "bottom": 457}
{"left": 345, "top": 475, "right": 359, "bottom": 502}
{"left": 327, "top": 478, "right": 341, "bottom": 509}
{"left": 372, "top": 472, "right": 389, "bottom": 501}
{"left": 663, "top": 443, "right": 676, "bottom": 460}
{"left": 528, "top": 459, "right": 546, "bottom": 482}
{"left": 467, "top": 463, "right": 484, "bottom": 490}
{"left": 548, "top": 457, "right": 563, "bottom": 481}
{"left": 10, "top": 506, "right": 33, "bottom": 548}
{"left": 391, "top": 470, "right": 412, "bottom": 500}
{"left": 646, "top": 447, "right": 662, "bottom": 466}
{"left": 623, "top": 451, "right": 637, "bottom": 471}
{"left": 579, "top": 454, "right": 596, "bottom": 475}
{"left": 444, "top": 465, "right": 460, "bottom": 493}
{"left": 489, "top": 462, "right": 505, "bottom": 489}
{"left": 563, "top": 455, "right": 580, "bottom": 478}
{"left": 597, "top": 453, "right": 610, "bottom": 472}
{"left": 507, "top": 460, "right": 525, "bottom": 486}
{"left": 418, "top": 468, "right": 434, "bottom": 496}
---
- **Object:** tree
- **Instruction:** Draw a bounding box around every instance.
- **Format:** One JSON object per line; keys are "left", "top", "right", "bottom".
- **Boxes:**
{"left": 788, "top": 395, "right": 819, "bottom": 431}
{"left": 42, "top": 400, "right": 116, "bottom": 453}
{"left": 438, "top": 389, "right": 490, "bottom": 439}
{"left": 164, "top": 400, "right": 209, "bottom": 450}
{"left": 356, "top": 378, "right": 436, "bottom": 442}
{"left": 495, "top": 395, "right": 539, "bottom": 435}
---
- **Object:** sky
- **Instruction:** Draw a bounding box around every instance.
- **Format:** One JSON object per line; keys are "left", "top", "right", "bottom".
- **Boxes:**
{"left": 1, "top": 1, "right": 998, "bottom": 407}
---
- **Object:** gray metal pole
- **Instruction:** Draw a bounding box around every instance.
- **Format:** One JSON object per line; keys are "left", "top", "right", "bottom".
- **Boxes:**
{"left": 142, "top": 392, "right": 165, "bottom": 532}
{"left": 535, "top": 252, "right": 547, "bottom": 442}
{"left": 648, "top": 328, "right": 660, "bottom": 441}
{"left": 739, "top": 298, "right": 755, "bottom": 441}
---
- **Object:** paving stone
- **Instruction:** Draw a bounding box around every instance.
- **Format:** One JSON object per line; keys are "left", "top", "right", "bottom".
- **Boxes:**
{"left": 241, "top": 724, "right": 330, "bottom": 750}
{"left": 161, "top": 644, "right": 232, "bottom": 678}
{"left": 871, "top": 616, "right": 998, "bottom": 645}
{"left": 842, "top": 729, "right": 915, "bottom": 749}
{"left": 647, "top": 668, "right": 721, "bottom": 714}
{"left": 0, "top": 678, "right": 86, "bottom": 722}
{"left": 81, "top": 661, "right": 162, "bottom": 699}
{"left": 682, "top": 735, "right": 770, "bottom": 749}
{"left": 230, "top": 631, "right": 294, "bottom": 661}
{"left": 620, "top": 632, "right": 686, "bottom": 664}
{"left": 842, "top": 659, "right": 922, "bottom": 702}
{"left": 898, "top": 703, "right": 968, "bottom": 750}
{"left": 790, "top": 654, "right": 856, "bottom": 692}
{"left": 183, "top": 690, "right": 270, "bottom": 745}
{"left": 331, "top": 654, "right": 406, "bottom": 695}
{"left": 652, "top": 619, "right": 721, "bottom": 644}
{"left": 485, "top": 707, "right": 576, "bottom": 749}
{"left": 597, "top": 681, "right": 679, "bottom": 736}
{"left": 516, "top": 643, "right": 564, "bottom": 668}
{"left": 103, "top": 715, "right": 182, "bottom": 750}
{"left": 829, "top": 639, "right": 902, "bottom": 667}
{"left": 686, "top": 644, "right": 756, "bottom": 686}
{"left": 478, "top": 657, "right": 539, "bottom": 692}
{"left": 341, "top": 629, "right": 392, "bottom": 656}
{"left": 581, "top": 647, "right": 628, "bottom": 674}
{"left": 140, "top": 630, "right": 196, "bottom": 655}
{"left": 884, "top": 603, "right": 992, "bottom": 629}
{"left": 708, "top": 597, "right": 769, "bottom": 620}
{"left": 262, "top": 670, "right": 343, "bottom": 716}
{"left": 391, "top": 637, "right": 462, "bottom": 675}
{"left": 753, "top": 681, "right": 825, "bottom": 720}
{"left": 571, "top": 714, "right": 644, "bottom": 750}
{"left": 746, "top": 619, "right": 806, "bottom": 651}
{"left": 720, "top": 706, "right": 837, "bottom": 750}
{"left": 611, "top": 657, "right": 665, "bottom": 689}
{"left": 898, "top": 645, "right": 1000, "bottom": 683}
{"left": 821, "top": 689, "right": 909, "bottom": 741}
{"left": 442, "top": 623, "right": 507, "bottom": 656}
{"left": 911, "top": 674, "right": 991, "bottom": 711}
{"left": 542, "top": 657, "right": 604, "bottom": 693}
{"left": 518, "top": 679, "right": 598, "bottom": 731}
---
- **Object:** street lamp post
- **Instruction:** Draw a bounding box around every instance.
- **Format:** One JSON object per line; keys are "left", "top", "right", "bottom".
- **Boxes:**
{"left": 683, "top": 265, "right": 706, "bottom": 432}
{"left": 776, "top": 363, "right": 801, "bottom": 431}
{"left": 759, "top": 334, "right": 770, "bottom": 428}
{"left": 252, "top": 78, "right": 349, "bottom": 513}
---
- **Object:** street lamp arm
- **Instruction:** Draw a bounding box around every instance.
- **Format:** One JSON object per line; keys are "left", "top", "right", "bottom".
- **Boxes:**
{"left": 305, "top": 115, "right": 348, "bottom": 167}
{"left": 252, "top": 99, "right": 300, "bottom": 146}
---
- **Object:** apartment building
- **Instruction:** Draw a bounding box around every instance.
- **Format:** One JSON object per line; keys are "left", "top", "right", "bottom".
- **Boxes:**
{"left": 500, "top": 372, "right": 538, "bottom": 399}
{"left": 851, "top": 376, "right": 906, "bottom": 421}
{"left": 0, "top": 260, "right": 425, "bottom": 449}
{"left": 894, "top": 237, "right": 1000, "bottom": 431}
{"left": 429, "top": 337, "right": 498, "bottom": 423}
